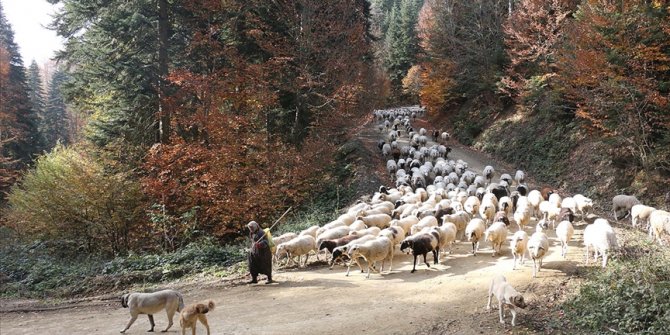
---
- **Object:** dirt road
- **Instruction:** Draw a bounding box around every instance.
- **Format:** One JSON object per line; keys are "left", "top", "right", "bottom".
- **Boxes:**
{"left": 0, "top": 111, "right": 585, "bottom": 335}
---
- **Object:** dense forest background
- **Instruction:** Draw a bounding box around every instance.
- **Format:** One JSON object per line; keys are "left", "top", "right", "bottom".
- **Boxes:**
{"left": 1, "top": 0, "right": 669, "bottom": 258}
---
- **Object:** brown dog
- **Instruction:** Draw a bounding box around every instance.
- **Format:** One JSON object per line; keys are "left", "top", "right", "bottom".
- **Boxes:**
{"left": 180, "top": 300, "right": 215, "bottom": 335}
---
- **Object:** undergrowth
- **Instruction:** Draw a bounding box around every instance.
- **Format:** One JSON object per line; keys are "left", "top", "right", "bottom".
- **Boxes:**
{"left": 562, "top": 231, "right": 670, "bottom": 334}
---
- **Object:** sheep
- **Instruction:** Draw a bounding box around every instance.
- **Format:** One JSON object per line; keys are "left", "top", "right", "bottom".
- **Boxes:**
{"left": 649, "top": 210, "right": 670, "bottom": 245}
{"left": 347, "top": 236, "right": 395, "bottom": 278}
{"left": 315, "top": 226, "right": 351, "bottom": 250}
{"left": 318, "top": 234, "right": 360, "bottom": 255}
{"left": 431, "top": 222, "right": 457, "bottom": 258}
{"left": 631, "top": 204, "right": 656, "bottom": 228}
{"left": 527, "top": 232, "right": 549, "bottom": 278}
{"left": 465, "top": 218, "right": 487, "bottom": 256}
{"left": 499, "top": 173, "right": 513, "bottom": 185}
{"left": 349, "top": 226, "right": 381, "bottom": 237}
{"left": 464, "top": 196, "right": 481, "bottom": 216}
{"left": 410, "top": 215, "right": 439, "bottom": 235}
{"left": 379, "top": 226, "right": 406, "bottom": 247}
{"left": 276, "top": 235, "right": 317, "bottom": 268}
{"left": 485, "top": 222, "right": 508, "bottom": 257}
{"left": 557, "top": 207, "right": 574, "bottom": 225}
{"left": 479, "top": 201, "right": 497, "bottom": 225}
{"left": 555, "top": 220, "right": 574, "bottom": 258}
{"left": 442, "top": 211, "right": 471, "bottom": 240}
{"left": 493, "top": 211, "right": 510, "bottom": 226}
{"left": 271, "top": 232, "right": 298, "bottom": 264}
{"left": 346, "top": 202, "right": 368, "bottom": 216}
{"left": 299, "top": 225, "right": 319, "bottom": 238}
{"left": 513, "top": 205, "right": 531, "bottom": 230}
{"left": 498, "top": 196, "right": 513, "bottom": 218}
{"left": 390, "top": 215, "right": 419, "bottom": 237}
{"left": 540, "top": 187, "right": 556, "bottom": 201}
{"left": 331, "top": 235, "right": 376, "bottom": 270}
{"left": 337, "top": 212, "right": 357, "bottom": 226}
{"left": 400, "top": 232, "right": 439, "bottom": 273}
{"left": 514, "top": 170, "right": 525, "bottom": 185}
{"left": 357, "top": 214, "right": 392, "bottom": 229}
{"left": 583, "top": 218, "right": 618, "bottom": 267}
{"left": 612, "top": 194, "right": 641, "bottom": 221}
{"left": 510, "top": 231, "right": 529, "bottom": 270}
{"left": 483, "top": 165, "right": 495, "bottom": 185}
{"left": 548, "top": 193, "right": 562, "bottom": 208}
{"left": 316, "top": 220, "right": 346, "bottom": 235}
{"left": 539, "top": 201, "right": 561, "bottom": 228}
{"left": 382, "top": 143, "right": 391, "bottom": 157}
{"left": 527, "top": 190, "right": 543, "bottom": 219}
{"left": 573, "top": 194, "right": 593, "bottom": 218}
{"left": 349, "top": 220, "right": 368, "bottom": 232}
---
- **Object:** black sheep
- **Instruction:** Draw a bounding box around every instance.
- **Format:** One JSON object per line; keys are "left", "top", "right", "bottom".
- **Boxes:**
{"left": 400, "top": 232, "right": 439, "bottom": 273}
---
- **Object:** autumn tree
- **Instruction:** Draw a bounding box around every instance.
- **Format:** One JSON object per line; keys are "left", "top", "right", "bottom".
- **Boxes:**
{"left": 500, "top": 0, "right": 579, "bottom": 101}
{"left": 557, "top": 0, "right": 670, "bottom": 172}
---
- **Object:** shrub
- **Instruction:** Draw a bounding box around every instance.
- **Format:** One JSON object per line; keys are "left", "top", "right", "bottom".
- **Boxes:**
{"left": 5, "top": 145, "right": 144, "bottom": 256}
{"left": 563, "top": 236, "right": 670, "bottom": 333}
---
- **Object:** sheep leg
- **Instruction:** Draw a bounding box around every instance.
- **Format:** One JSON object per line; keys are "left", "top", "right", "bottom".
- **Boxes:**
{"left": 433, "top": 249, "right": 438, "bottom": 264}
{"left": 512, "top": 253, "right": 517, "bottom": 270}
{"left": 424, "top": 252, "right": 431, "bottom": 268}
{"left": 411, "top": 254, "right": 418, "bottom": 273}
{"left": 532, "top": 259, "right": 537, "bottom": 278}
{"left": 471, "top": 242, "right": 476, "bottom": 255}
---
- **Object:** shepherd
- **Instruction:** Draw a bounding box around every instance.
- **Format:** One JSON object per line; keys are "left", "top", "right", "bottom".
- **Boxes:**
{"left": 247, "top": 220, "right": 274, "bottom": 284}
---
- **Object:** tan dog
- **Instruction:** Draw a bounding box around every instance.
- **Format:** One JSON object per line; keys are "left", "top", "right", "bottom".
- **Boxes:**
{"left": 486, "top": 275, "right": 527, "bottom": 326}
{"left": 120, "top": 289, "right": 184, "bottom": 333}
{"left": 180, "top": 300, "right": 215, "bottom": 335}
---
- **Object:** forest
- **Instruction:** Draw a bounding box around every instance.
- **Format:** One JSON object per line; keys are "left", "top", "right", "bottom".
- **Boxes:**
{"left": 1, "top": 0, "right": 669, "bottom": 333}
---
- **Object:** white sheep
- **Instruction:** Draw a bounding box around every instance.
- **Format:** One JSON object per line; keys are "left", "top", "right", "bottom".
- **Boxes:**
{"left": 332, "top": 235, "right": 376, "bottom": 271}
{"left": 349, "top": 220, "right": 368, "bottom": 232}
{"left": 583, "top": 218, "right": 618, "bottom": 267}
{"left": 410, "top": 215, "right": 439, "bottom": 235}
{"left": 631, "top": 204, "right": 656, "bottom": 228}
{"left": 485, "top": 222, "right": 508, "bottom": 257}
{"left": 510, "top": 231, "right": 529, "bottom": 270}
{"left": 539, "top": 200, "right": 561, "bottom": 229}
{"left": 299, "top": 225, "right": 319, "bottom": 238}
{"left": 380, "top": 226, "right": 406, "bottom": 247}
{"left": 465, "top": 218, "right": 487, "bottom": 256}
{"left": 337, "top": 212, "right": 357, "bottom": 226}
{"left": 315, "top": 226, "right": 351, "bottom": 249}
{"left": 349, "top": 226, "right": 381, "bottom": 237}
{"left": 347, "top": 235, "right": 394, "bottom": 278}
{"left": 431, "top": 222, "right": 457, "bottom": 257}
{"left": 548, "top": 193, "right": 562, "bottom": 208}
{"left": 317, "top": 220, "right": 347, "bottom": 235}
{"left": 649, "top": 210, "right": 670, "bottom": 245}
{"left": 357, "top": 214, "right": 392, "bottom": 229}
{"left": 514, "top": 170, "right": 525, "bottom": 185}
{"left": 527, "top": 232, "right": 549, "bottom": 278}
{"left": 275, "top": 235, "right": 317, "bottom": 267}
{"left": 483, "top": 165, "right": 495, "bottom": 185}
{"left": 390, "top": 215, "right": 419, "bottom": 237}
{"left": 442, "top": 211, "right": 471, "bottom": 240}
{"left": 498, "top": 196, "right": 513, "bottom": 218}
{"left": 555, "top": 220, "right": 574, "bottom": 258}
{"left": 479, "top": 202, "right": 497, "bottom": 225}
{"left": 572, "top": 194, "right": 593, "bottom": 218}
{"left": 527, "top": 190, "right": 543, "bottom": 219}
{"left": 612, "top": 194, "right": 641, "bottom": 221}
{"left": 464, "top": 196, "right": 481, "bottom": 216}
{"left": 513, "top": 205, "right": 531, "bottom": 230}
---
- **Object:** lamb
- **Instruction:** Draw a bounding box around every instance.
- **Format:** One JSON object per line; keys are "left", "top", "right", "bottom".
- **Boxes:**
{"left": 347, "top": 235, "right": 395, "bottom": 278}
{"left": 527, "top": 232, "right": 549, "bottom": 278}
{"left": 649, "top": 210, "right": 670, "bottom": 245}
{"left": 485, "top": 222, "right": 508, "bottom": 257}
{"left": 465, "top": 218, "right": 487, "bottom": 256}
{"left": 555, "top": 220, "right": 574, "bottom": 258}
{"left": 583, "top": 218, "right": 618, "bottom": 267}
{"left": 510, "top": 231, "right": 529, "bottom": 270}
{"left": 631, "top": 204, "right": 656, "bottom": 228}
{"left": 357, "top": 214, "right": 392, "bottom": 229}
{"left": 410, "top": 215, "right": 439, "bottom": 235}
{"left": 400, "top": 232, "right": 439, "bottom": 273}
{"left": 612, "top": 194, "right": 641, "bottom": 221}
{"left": 275, "top": 235, "right": 317, "bottom": 268}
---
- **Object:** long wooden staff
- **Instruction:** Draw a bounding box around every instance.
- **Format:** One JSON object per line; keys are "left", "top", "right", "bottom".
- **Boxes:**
{"left": 253, "top": 206, "right": 293, "bottom": 244}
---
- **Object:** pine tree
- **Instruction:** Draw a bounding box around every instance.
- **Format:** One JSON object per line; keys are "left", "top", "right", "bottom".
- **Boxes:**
{"left": 43, "top": 69, "right": 69, "bottom": 149}
{"left": 0, "top": 2, "right": 41, "bottom": 164}
{"left": 26, "top": 60, "right": 47, "bottom": 150}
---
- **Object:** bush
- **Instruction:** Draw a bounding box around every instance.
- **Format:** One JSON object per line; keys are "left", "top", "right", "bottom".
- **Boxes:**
{"left": 563, "top": 237, "right": 670, "bottom": 333}
{"left": 5, "top": 145, "right": 144, "bottom": 256}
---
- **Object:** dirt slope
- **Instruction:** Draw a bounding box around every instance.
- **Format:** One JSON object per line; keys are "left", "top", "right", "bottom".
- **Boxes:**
{"left": 0, "top": 112, "right": 589, "bottom": 335}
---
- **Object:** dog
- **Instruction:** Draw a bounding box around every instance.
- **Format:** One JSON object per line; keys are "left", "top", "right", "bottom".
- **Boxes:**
{"left": 180, "top": 300, "right": 215, "bottom": 335}
{"left": 120, "top": 289, "right": 184, "bottom": 333}
{"left": 486, "top": 275, "right": 527, "bottom": 326}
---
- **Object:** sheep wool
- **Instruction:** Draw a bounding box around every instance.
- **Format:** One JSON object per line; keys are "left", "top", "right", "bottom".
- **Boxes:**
{"left": 485, "top": 222, "right": 508, "bottom": 257}
{"left": 527, "top": 232, "right": 549, "bottom": 278}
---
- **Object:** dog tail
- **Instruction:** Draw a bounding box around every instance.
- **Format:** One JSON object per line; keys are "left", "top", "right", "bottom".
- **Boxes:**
{"left": 206, "top": 300, "right": 215, "bottom": 311}
{"left": 177, "top": 292, "right": 185, "bottom": 312}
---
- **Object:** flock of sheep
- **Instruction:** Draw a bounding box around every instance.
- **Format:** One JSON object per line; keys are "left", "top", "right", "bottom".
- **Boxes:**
{"left": 271, "top": 106, "right": 670, "bottom": 282}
